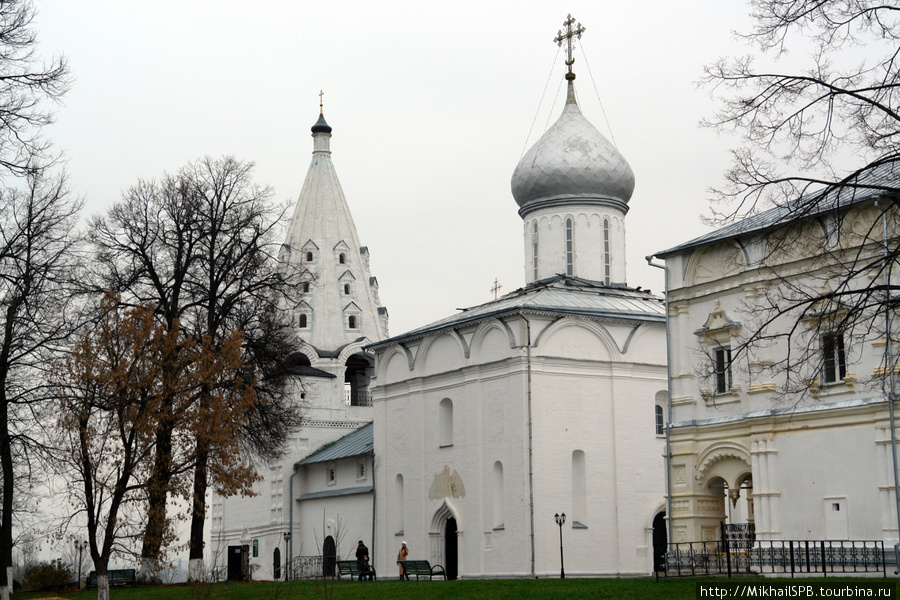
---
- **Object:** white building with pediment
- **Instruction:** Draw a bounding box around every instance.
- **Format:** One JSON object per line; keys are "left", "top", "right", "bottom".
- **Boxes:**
{"left": 652, "top": 161, "right": 900, "bottom": 548}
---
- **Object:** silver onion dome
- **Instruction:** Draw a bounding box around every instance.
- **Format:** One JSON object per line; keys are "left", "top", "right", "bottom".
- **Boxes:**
{"left": 511, "top": 83, "right": 635, "bottom": 217}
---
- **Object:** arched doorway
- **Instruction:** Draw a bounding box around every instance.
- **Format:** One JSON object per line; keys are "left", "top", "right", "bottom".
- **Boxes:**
{"left": 445, "top": 517, "right": 458, "bottom": 580}
{"left": 652, "top": 512, "right": 666, "bottom": 572}
{"left": 322, "top": 535, "right": 336, "bottom": 576}
{"left": 273, "top": 547, "right": 281, "bottom": 580}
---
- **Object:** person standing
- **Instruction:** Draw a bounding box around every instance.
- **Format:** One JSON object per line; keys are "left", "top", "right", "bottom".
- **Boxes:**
{"left": 356, "top": 540, "right": 370, "bottom": 581}
{"left": 396, "top": 541, "right": 409, "bottom": 580}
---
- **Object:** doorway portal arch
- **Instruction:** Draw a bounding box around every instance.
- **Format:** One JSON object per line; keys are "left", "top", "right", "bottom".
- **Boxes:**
{"left": 429, "top": 500, "right": 461, "bottom": 579}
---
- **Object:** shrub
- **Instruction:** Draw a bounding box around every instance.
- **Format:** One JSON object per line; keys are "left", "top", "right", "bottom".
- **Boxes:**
{"left": 23, "top": 561, "right": 73, "bottom": 590}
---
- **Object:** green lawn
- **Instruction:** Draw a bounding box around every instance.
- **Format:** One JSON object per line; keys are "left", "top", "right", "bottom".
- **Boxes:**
{"left": 15, "top": 576, "right": 898, "bottom": 600}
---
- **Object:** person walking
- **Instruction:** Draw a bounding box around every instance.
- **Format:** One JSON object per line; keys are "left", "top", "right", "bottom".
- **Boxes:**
{"left": 396, "top": 541, "right": 409, "bottom": 580}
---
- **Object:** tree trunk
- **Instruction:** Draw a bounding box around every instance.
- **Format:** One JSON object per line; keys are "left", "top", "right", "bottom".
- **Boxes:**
{"left": 187, "top": 441, "right": 209, "bottom": 582}
{"left": 138, "top": 420, "right": 173, "bottom": 584}
{"left": 0, "top": 386, "right": 13, "bottom": 600}
{"left": 96, "top": 572, "right": 110, "bottom": 600}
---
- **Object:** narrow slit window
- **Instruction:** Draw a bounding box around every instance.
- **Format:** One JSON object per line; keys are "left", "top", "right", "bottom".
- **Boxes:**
{"left": 603, "top": 218, "right": 610, "bottom": 285}
{"left": 565, "top": 218, "right": 574, "bottom": 276}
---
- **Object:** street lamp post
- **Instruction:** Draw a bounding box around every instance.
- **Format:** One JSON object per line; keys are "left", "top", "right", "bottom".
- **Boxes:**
{"left": 282, "top": 532, "right": 292, "bottom": 581}
{"left": 554, "top": 513, "right": 566, "bottom": 579}
{"left": 74, "top": 541, "right": 88, "bottom": 588}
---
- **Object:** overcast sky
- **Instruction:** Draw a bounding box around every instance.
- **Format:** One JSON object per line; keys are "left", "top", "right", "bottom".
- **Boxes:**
{"left": 33, "top": 0, "right": 754, "bottom": 336}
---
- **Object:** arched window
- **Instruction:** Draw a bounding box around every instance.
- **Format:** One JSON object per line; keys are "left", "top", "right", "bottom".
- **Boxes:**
{"left": 299, "top": 314, "right": 307, "bottom": 328}
{"left": 439, "top": 398, "right": 453, "bottom": 447}
{"left": 273, "top": 547, "right": 281, "bottom": 580}
{"left": 603, "top": 218, "right": 610, "bottom": 285}
{"left": 394, "top": 474, "right": 405, "bottom": 534}
{"left": 492, "top": 461, "right": 504, "bottom": 529}
{"left": 655, "top": 391, "right": 667, "bottom": 436}
{"left": 302, "top": 282, "right": 310, "bottom": 293}
{"left": 344, "top": 283, "right": 351, "bottom": 295}
{"left": 572, "top": 450, "right": 586, "bottom": 525}
{"left": 339, "top": 253, "right": 346, "bottom": 264}
{"left": 306, "top": 251, "right": 313, "bottom": 262}
{"left": 565, "top": 218, "right": 574, "bottom": 276}
{"left": 348, "top": 315, "right": 357, "bottom": 329}
{"left": 532, "top": 221, "right": 539, "bottom": 281}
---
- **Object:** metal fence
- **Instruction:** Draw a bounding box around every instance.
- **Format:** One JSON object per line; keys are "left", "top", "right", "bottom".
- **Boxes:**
{"left": 661, "top": 539, "right": 887, "bottom": 578}
{"left": 286, "top": 555, "right": 326, "bottom": 580}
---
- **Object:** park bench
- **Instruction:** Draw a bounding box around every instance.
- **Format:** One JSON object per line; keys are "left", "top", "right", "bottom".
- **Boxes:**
{"left": 86, "top": 569, "right": 136, "bottom": 588}
{"left": 398, "top": 559, "right": 446, "bottom": 580}
{"left": 336, "top": 559, "right": 376, "bottom": 581}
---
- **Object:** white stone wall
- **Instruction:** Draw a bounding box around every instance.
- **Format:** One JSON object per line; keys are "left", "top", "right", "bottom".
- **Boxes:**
{"left": 372, "top": 309, "right": 667, "bottom": 578}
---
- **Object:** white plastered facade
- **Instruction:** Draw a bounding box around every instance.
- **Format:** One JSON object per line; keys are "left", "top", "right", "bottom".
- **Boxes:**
{"left": 657, "top": 200, "right": 900, "bottom": 546}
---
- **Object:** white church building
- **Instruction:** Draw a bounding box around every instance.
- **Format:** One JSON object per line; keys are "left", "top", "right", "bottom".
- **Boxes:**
{"left": 213, "top": 16, "right": 670, "bottom": 580}
{"left": 209, "top": 106, "right": 387, "bottom": 581}
{"left": 368, "top": 35, "right": 669, "bottom": 577}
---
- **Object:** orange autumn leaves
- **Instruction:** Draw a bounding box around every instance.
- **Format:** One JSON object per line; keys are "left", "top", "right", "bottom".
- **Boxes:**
{"left": 56, "top": 293, "right": 263, "bottom": 521}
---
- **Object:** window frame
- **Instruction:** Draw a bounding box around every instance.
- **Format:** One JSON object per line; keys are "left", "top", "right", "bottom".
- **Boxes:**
{"left": 714, "top": 347, "right": 732, "bottom": 394}
{"left": 822, "top": 331, "right": 847, "bottom": 384}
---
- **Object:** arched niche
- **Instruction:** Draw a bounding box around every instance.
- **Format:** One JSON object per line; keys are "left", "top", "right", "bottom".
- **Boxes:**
{"left": 419, "top": 332, "right": 466, "bottom": 376}
{"left": 380, "top": 346, "right": 413, "bottom": 385}
{"left": 471, "top": 321, "right": 516, "bottom": 364}
{"left": 685, "top": 242, "right": 747, "bottom": 287}
{"left": 535, "top": 319, "right": 616, "bottom": 361}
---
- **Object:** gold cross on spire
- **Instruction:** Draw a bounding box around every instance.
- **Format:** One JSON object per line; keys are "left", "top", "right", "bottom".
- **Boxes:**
{"left": 491, "top": 278, "right": 502, "bottom": 299}
{"left": 319, "top": 89, "right": 324, "bottom": 114}
{"left": 554, "top": 14, "right": 585, "bottom": 81}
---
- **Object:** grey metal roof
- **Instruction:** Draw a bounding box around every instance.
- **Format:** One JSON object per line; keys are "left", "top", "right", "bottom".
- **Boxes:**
{"left": 654, "top": 159, "right": 900, "bottom": 258}
{"left": 299, "top": 486, "right": 373, "bottom": 501}
{"left": 296, "top": 422, "right": 373, "bottom": 466}
{"left": 369, "top": 275, "right": 665, "bottom": 349}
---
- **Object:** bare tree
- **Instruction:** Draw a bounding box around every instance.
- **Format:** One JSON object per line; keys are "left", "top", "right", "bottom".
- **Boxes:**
{"left": 176, "top": 156, "right": 302, "bottom": 582}
{"left": 699, "top": 1, "right": 900, "bottom": 398}
{"left": 0, "top": 2, "right": 72, "bottom": 598}
{"left": 0, "top": 0, "right": 69, "bottom": 181}
{"left": 87, "top": 156, "right": 303, "bottom": 582}
{"left": 0, "top": 172, "right": 79, "bottom": 600}
{"left": 88, "top": 173, "right": 202, "bottom": 582}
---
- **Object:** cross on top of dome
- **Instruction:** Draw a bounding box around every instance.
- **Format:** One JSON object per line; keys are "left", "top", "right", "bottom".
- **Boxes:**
{"left": 554, "top": 14, "right": 585, "bottom": 81}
